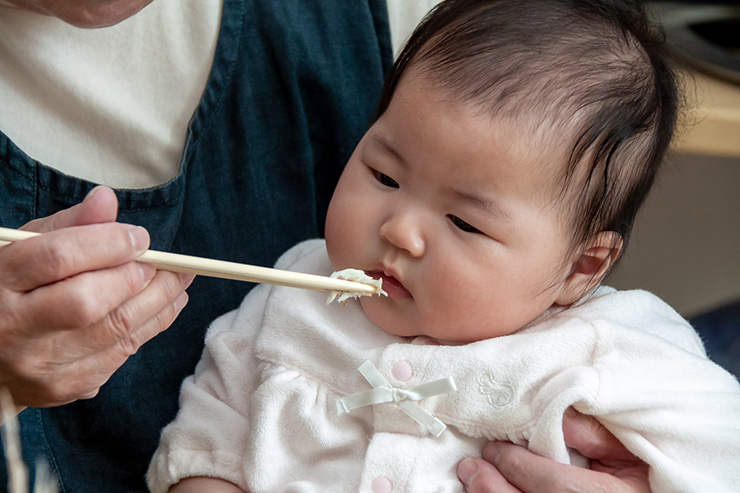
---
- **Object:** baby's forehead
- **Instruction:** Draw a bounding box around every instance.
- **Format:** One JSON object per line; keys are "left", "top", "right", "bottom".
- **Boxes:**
{"left": 410, "top": 62, "right": 587, "bottom": 145}
{"left": 387, "top": 70, "right": 590, "bottom": 195}
{"left": 462, "top": 101, "right": 580, "bottom": 205}
{"left": 445, "top": 87, "right": 581, "bottom": 180}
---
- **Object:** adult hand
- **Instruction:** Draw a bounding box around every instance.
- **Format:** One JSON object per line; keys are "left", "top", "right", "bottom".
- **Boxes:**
{"left": 0, "top": 186, "right": 193, "bottom": 416}
{"left": 457, "top": 408, "right": 650, "bottom": 492}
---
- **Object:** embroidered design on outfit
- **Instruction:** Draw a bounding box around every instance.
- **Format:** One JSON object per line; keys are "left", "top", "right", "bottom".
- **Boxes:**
{"left": 336, "top": 360, "right": 457, "bottom": 437}
{"left": 478, "top": 372, "right": 516, "bottom": 408}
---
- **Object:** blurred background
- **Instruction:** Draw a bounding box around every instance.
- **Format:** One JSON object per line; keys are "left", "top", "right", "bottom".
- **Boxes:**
{"left": 606, "top": 0, "right": 740, "bottom": 375}
{"left": 607, "top": 1, "right": 739, "bottom": 313}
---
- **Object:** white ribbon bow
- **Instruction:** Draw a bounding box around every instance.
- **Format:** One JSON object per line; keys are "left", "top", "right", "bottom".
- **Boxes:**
{"left": 335, "top": 360, "right": 457, "bottom": 437}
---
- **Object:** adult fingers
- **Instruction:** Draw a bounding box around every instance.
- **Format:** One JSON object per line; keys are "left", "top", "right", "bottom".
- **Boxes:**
{"left": 17, "top": 260, "right": 157, "bottom": 332}
{"left": 79, "top": 269, "right": 194, "bottom": 356}
{"left": 562, "top": 410, "right": 650, "bottom": 491}
{"left": 458, "top": 457, "right": 522, "bottom": 493}
{"left": 1, "top": 222, "right": 150, "bottom": 292}
{"left": 66, "top": 271, "right": 192, "bottom": 404}
{"left": 72, "top": 283, "right": 191, "bottom": 401}
{"left": 21, "top": 185, "right": 119, "bottom": 233}
{"left": 481, "top": 441, "right": 646, "bottom": 493}
{"left": 5, "top": 270, "right": 193, "bottom": 408}
{"left": 563, "top": 408, "right": 640, "bottom": 462}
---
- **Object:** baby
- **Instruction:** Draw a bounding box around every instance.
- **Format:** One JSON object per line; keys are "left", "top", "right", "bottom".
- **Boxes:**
{"left": 148, "top": 0, "right": 740, "bottom": 491}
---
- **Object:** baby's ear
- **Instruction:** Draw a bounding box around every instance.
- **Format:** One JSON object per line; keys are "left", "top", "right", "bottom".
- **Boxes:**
{"left": 555, "top": 231, "right": 623, "bottom": 306}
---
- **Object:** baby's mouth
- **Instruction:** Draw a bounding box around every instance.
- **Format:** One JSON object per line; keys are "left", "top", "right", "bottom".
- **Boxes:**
{"left": 367, "top": 270, "right": 411, "bottom": 299}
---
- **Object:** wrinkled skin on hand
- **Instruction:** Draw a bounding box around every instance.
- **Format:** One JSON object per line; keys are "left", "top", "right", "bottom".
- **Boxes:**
{"left": 0, "top": 187, "right": 192, "bottom": 418}
{"left": 458, "top": 408, "right": 650, "bottom": 493}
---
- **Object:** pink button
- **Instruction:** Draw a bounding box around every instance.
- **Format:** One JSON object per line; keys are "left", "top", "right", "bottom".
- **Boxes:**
{"left": 371, "top": 475, "right": 393, "bottom": 493}
{"left": 391, "top": 360, "right": 413, "bottom": 382}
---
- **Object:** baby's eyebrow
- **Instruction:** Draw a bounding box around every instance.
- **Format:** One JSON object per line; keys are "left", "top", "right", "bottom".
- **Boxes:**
{"left": 369, "top": 134, "right": 407, "bottom": 168}
{"left": 453, "top": 189, "right": 512, "bottom": 221}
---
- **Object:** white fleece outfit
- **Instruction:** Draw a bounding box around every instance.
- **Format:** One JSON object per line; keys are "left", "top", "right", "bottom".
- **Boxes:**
{"left": 148, "top": 240, "right": 740, "bottom": 492}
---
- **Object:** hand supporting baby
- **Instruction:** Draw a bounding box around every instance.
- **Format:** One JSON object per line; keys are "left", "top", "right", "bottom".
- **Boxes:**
{"left": 459, "top": 409, "right": 650, "bottom": 492}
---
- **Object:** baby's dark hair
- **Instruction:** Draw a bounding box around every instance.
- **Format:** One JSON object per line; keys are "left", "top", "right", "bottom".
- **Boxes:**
{"left": 374, "top": 0, "right": 679, "bottom": 260}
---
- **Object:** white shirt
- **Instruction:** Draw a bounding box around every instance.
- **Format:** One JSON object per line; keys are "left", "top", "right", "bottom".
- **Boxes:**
{"left": 0, "top": 0, "right": 440, "bottom": 189}
{"left": 0, "top": 0, "right": 221, "bottom": 188}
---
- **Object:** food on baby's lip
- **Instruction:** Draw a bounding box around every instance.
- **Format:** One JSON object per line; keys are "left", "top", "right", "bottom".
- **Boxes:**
{"left": 326, "top": 269, "right": 387, "bottom": 305}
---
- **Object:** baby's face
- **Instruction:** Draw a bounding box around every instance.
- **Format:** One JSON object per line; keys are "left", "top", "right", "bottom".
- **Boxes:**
{"left": 325, "top": 75, "right": 578, "bottom": 342}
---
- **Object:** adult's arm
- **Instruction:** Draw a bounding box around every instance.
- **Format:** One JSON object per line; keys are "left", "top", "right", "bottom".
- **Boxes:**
{"left": 0, "top": 186, "right": 193, "bottom": 418}
{"left": 458, "top": 409, "right": 650, "bottom": 493}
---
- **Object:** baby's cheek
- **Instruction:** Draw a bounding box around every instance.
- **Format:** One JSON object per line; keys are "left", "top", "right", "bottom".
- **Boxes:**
{"left": 327, "top": 221, "right": 363, "bottom": 270}
{"left": 325, "top": 205, "right": 353, "bottom": 261}
{"left": 419, "top": 271, "right": 492, "bottom": 338}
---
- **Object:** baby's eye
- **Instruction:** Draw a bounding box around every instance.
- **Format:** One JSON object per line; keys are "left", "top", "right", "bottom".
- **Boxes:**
{"left": 449, "top": 215, "right": 481, "bottom": 234}
{"left": 372, "top": 169, "right": 399, "bottom": 188}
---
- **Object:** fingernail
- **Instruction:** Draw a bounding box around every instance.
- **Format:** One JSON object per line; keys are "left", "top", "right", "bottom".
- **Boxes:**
{"left": 128, "top": 226, "right": 149, "bottom": 255}
{"left": 457, "top": 458, "right": 478, "bottom": 485}
{"left": 483, "top": 441, "right": 504, "bottom": 464}
{"left": 173, "top": 292, "right": 189, "bottom": 313}
{"left": 85, "top": 186, "right": 102, "bottom": 201}
{"left": 137, "top": 262, "right": 156, "bottom": 284}
{"left": 178, "top": 272, "right": 195, "bottom": 287}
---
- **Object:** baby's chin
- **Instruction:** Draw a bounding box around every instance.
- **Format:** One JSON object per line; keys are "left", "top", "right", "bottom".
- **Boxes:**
{"left": 360, "top": 303, "right": 510, "bottom": 344}
{"left": 358, "top": 302, "right": 463, "bottom": 344}
{"left": 359, "top": 299, "right": 418, "bottom": 339}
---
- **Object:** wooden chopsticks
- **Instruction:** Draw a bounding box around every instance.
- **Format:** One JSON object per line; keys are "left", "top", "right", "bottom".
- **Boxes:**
{"left": 0, "top": 227, "right": 377, "bottom": 295}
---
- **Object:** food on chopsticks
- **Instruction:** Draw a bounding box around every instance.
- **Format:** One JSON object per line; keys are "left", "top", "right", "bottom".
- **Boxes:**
{"left": 326, "top": 269, "right": 387, "bottom": 305}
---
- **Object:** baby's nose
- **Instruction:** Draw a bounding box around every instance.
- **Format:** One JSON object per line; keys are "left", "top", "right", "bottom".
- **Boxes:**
{"left": 379, "top": 212, "right": 425, "bottom": 257}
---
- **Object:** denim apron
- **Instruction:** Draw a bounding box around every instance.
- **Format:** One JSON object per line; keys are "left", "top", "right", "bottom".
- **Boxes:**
{"left": 0, "top": 1, "right": 392, "bottom": 490}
